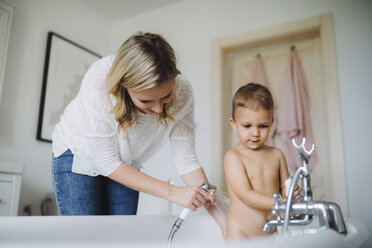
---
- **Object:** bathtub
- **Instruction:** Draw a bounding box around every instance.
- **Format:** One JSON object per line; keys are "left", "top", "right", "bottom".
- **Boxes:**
{"left": 0, "top": 212, "right": 368, "bottom": 248}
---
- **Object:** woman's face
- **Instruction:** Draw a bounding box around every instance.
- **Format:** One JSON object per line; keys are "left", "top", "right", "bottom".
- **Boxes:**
{"left": 127, "top": 79, "right": 175, "bottom": 115}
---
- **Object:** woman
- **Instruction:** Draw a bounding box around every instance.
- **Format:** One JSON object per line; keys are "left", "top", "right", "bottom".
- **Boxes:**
{"left": 51, "top": 32, "right": 218, "bottom": 220}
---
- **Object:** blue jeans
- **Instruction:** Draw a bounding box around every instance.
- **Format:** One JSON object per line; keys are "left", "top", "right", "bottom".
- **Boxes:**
{"left": 52, "top": 149, "right": 139, "bottom": 215}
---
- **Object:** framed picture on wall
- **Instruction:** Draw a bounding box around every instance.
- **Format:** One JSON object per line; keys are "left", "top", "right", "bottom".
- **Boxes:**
{"left": 37, "top": 32, "right": 101, "bottom": 142}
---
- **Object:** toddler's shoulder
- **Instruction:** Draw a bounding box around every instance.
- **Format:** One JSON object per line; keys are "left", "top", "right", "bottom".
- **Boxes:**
{"left": 266, "top": 146, "right": 285, "bottom": 158}
{"left": 225, "top": 146, "right": 244, "bottom": 156}
{"left": 224, "top": 148, "right": 238, "bottom": 158}
{"left": 224, "top": 148, "right": 243, "bottom": 165}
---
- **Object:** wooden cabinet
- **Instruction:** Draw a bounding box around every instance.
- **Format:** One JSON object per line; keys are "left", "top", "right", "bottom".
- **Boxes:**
{"left": 0, "top": 162, "right": 23, "bottom": 216}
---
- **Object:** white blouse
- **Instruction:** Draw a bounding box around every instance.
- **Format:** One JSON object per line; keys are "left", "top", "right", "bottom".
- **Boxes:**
{"left": 52, "top": 55, "right": 201, "bottom": 176}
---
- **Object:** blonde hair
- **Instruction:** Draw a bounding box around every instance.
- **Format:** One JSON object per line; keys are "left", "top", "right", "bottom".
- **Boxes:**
{"left": 232, "top": 82, "right": 274, "bottom": 119}
{"left": 107, "top": 32, "right": 180, "bottom": 136}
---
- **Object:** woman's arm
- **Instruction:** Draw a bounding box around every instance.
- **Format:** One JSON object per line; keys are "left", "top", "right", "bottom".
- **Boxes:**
{"left": 224, "top": 150, "right": 274, "bottom": 211}
{"left": 181, "top": 167, "right": 207, "bottom": 186}
{"left": 108, "top": 163, "right": 211, "bottom": 211}
{"left": 182, "top": 167, "right": 226, "bottom": 236}
{"left": 181, "top": 167, "right": 217, "bottom": 204}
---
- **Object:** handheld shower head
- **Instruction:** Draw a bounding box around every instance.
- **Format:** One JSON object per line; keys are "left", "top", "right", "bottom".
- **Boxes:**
{"left": 167, "top": 181, "right": 217, "bottom": 248}
{"left": 200, "top": 182, "right": 217, "bottom": 195}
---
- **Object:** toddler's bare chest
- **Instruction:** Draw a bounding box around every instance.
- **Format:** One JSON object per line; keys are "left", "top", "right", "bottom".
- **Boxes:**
{"left": 243, "top": 159, "right": 280, "bottom": 189}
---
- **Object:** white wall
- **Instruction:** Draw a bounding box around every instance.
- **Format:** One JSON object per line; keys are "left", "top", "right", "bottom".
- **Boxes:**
{"left": 110, "top": 0, "right": 372, "bottom": 246}
{"left": 0, "top": 0, "right": 111, "bottom": 215}
{"left": 0, "top": 0, "right": 371, "bottom": 246}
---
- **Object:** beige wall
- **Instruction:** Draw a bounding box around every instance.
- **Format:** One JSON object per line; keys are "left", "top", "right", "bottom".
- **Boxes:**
{"left": 0, "top": 0, "right": 110, "bottom": 215}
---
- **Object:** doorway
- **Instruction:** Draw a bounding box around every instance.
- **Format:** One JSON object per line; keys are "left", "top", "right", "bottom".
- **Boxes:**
{"left": 210, "top": 13, "right": 348, "bottom": 215}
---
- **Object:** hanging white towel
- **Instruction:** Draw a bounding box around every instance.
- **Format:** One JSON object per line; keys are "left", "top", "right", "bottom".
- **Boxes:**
{"left": 277, "top": 49, "right": 317, "bottom": 171}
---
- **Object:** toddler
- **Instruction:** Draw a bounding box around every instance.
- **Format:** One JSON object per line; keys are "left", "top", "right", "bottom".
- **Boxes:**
{"left": 224, "top": 82, "right": 297, "bottom": 240}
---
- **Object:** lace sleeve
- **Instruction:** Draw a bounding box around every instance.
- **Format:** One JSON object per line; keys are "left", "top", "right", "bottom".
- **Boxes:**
{"left": 169, "top": 76, "right": 202, "bottom": 175}
{"left": 75, "top": 59, "right": 123, "bottom": 176}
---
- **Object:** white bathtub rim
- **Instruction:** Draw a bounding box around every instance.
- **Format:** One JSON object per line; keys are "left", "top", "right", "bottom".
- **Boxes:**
{"left": 0, "top": 215, "right": 368, "bottom": 248}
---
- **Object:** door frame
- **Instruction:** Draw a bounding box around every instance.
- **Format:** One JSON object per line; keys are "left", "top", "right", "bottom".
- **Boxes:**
{"left": 0, "top": 0, "right": 14, "bottom": 107}
{"left": 210, "top": 13, "right": 348, "bottom": 216}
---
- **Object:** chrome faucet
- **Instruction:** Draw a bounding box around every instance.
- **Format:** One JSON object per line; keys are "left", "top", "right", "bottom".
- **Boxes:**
{"left": 262, "top": 138, "right": 347, "bottom": 235}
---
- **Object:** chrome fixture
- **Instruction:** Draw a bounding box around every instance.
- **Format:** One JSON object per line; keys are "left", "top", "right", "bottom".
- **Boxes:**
{"left": 167, "top": 182, "right": 217, "bottom": 248}
{"left": 262, "top": 138, "right": 347, "bottom": 235}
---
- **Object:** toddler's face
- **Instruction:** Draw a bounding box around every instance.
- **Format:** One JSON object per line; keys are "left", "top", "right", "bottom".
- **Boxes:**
{"left": 230, "top": 106, "right": 273, "bottom": 150}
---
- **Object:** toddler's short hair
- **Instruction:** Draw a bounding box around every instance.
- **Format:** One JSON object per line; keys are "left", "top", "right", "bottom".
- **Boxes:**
{"left": 232, "top": 82, "right": 274, "bottom": 119}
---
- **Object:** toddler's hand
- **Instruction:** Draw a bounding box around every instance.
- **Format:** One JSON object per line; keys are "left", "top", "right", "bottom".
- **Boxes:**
{"left": 283, "top": 177, "right": 301, "bottom": 201}
{"left": 293, "top": 185, "right": 301, "bottom": 201}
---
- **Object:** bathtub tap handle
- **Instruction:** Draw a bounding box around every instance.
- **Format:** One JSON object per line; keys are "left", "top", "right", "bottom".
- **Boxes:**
{"left": 273, "top": 193, "right": 279, "bottom": 202}
{"left": 271, "top": 194, "right": 281, "bottom": 217}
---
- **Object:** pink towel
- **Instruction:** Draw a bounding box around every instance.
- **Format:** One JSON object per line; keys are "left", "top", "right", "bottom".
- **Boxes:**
{"left": 251, "top": 55, "right": 276, "bottom": 146}
{"left": 277, "top": 49, "right": 317, "bottom": 171}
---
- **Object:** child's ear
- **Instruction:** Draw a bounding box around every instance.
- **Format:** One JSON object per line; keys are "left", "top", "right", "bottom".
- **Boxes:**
{"left": 271, "top": 117, "right": 275, "bottom": 125}
{"left": 229, "top": 118, "right": 237, "bottom": 131}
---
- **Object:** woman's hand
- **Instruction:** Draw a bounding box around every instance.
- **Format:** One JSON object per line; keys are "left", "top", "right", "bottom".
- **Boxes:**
{"left": 168, "top": 185, "right": 215, "bottom": 211}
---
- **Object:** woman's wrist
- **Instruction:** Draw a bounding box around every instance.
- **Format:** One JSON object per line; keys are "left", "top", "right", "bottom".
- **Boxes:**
{"left": 164, "top": 183, "right": 175, "bottom": 201}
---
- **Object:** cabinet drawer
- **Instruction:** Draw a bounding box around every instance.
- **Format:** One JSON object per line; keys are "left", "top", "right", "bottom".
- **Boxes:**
{"left": 0, "top": 181, "right": 12, "bottom": 215}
